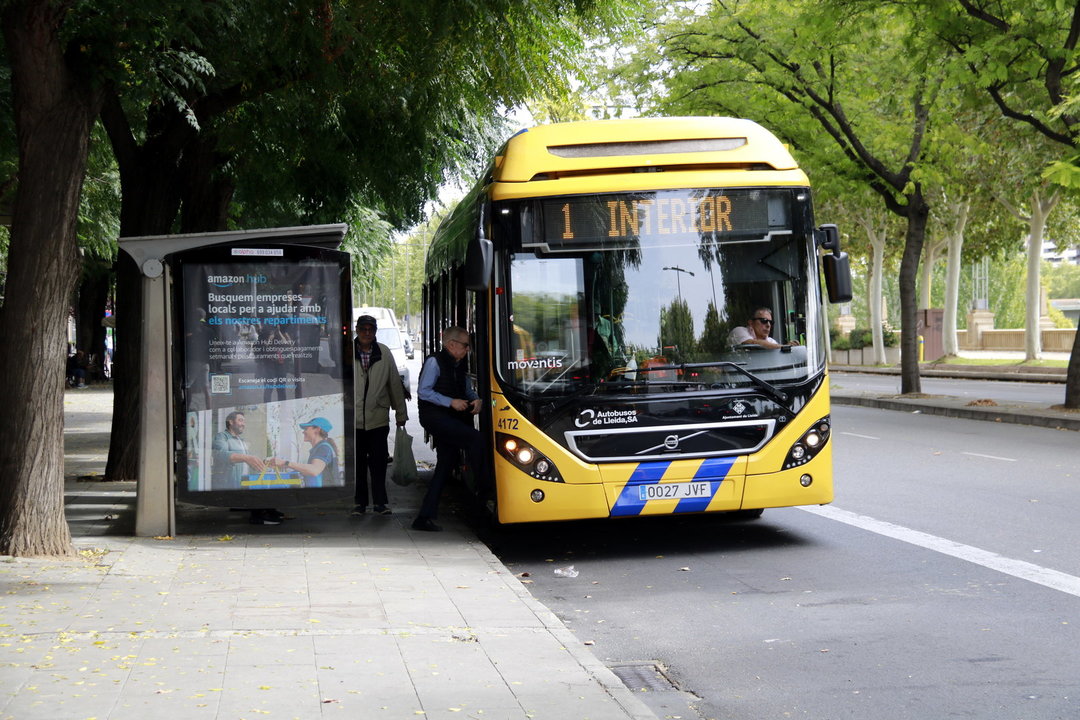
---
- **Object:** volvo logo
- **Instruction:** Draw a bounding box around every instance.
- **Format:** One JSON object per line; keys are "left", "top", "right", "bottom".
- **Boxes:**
{"left": 663, "top": 434, "right": 680, "bottom": 450}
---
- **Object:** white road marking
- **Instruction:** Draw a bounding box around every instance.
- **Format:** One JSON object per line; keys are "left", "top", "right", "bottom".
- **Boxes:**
{"left": 961, "top": 451, "right": 1017, "bottom": 462}
{"left": 839, "top": 432, "right": 879, "bottom": 440}
{"left": 800, "top": 505, "right": 1080, "bottom": 598}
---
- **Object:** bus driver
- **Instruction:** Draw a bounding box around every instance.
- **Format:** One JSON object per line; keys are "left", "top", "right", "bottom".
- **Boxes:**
{"left": 728, "top": 307, "right": 798, "bottom": 349}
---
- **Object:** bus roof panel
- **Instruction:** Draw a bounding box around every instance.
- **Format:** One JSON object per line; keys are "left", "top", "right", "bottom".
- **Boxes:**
{"left": 490, "top": 168, "right": 810, "bottom": 202}
{"left": 495, "top": 117, "right": 800, "bottom": 182}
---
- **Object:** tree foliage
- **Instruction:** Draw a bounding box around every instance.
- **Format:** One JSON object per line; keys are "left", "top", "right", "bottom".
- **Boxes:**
{"left": 1046, "top": 260, "right": 1080, "bottom": 300}
{"left": 913, "top": 0, "right": 1080, "bottom": 403}
{"left": 606, "top": 0, "right": 1080, "bottom": 400}
{"left": 0, "top": 0, "right": 638, "bottom": 554}
{"left": 618, "top": 0, "right": 967, "bottom": 392}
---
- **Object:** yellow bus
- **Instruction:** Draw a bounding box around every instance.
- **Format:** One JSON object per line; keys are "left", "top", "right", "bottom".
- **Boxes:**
{"left": 422, "top": 116, "right": 851, "bottom": 524}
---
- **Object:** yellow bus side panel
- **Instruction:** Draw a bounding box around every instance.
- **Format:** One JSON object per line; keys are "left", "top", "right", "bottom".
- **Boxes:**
{"left": 494, "top": 454, "right": 612, "bottom": 523}
{"left": 741, "top": 443, "right": 834, "bottom": 509}
{"left": 739, "top": 377, "right": 834, "bottom": 508}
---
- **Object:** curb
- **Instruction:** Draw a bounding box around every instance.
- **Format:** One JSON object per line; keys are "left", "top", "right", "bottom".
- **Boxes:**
{"left": 472, "top": 541, "right": 660, "bottom": 720}
{"left": 832, "top": 393, "right": 1080, "bottom": 432}
{"left": 832, "top": 364, "right": 1068, "bottom": 384}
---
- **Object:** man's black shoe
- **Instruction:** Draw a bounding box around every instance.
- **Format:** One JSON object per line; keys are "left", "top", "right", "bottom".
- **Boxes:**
{"left": 411, "top": 517, "right": 442, "bottom": 532}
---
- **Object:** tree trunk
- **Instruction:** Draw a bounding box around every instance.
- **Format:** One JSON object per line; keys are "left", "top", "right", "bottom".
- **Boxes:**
{"left": 856, "top": 210, "right": 887, "bottom": 365}
{"left": 104, "top": 254, "right": 143, "bottom": 480}
{"left": 179, "top": 132, "right": 235, "bottom": 233}
{"left": 1024, "top": 234, "right": 1042, "bottom": 361}
{"left": 899, "top": 193, "right": 929, "bottom": 394}
{"left": 101, "top": 97, "right": 191, "bottom": 481}
{"left": 942, "top": 198, "right": 969, "bottom": 357}
{"left": 1065, "top": 328, "right": 1080, "bottom": 409}
{"left": 1023, "top": 188, "right": 1059, "bottom": 361}
{"left": 918, "top": 237, "right": 945, "bottom": 311}
{"left": 0, "top": 0, "right": 102, "bottom": 556}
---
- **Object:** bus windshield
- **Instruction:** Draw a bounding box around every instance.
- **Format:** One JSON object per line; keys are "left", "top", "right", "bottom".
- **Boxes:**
{"left": 496, "top": 187, "right": 825, "bottom": 396}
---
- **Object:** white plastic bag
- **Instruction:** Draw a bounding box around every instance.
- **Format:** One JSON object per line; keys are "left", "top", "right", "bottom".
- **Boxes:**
{"left": 390, "top": 427, "right": 418, "bottom": 486}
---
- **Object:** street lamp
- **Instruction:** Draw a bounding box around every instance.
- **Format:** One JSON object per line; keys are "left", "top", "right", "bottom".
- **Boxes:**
{"left": 662, "top": 265, "right": 695, "bottom": 299}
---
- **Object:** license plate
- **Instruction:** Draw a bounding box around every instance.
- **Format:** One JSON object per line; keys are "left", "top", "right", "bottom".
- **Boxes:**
{"left": 638, "top": 481, "right": 711, "bottom": 501}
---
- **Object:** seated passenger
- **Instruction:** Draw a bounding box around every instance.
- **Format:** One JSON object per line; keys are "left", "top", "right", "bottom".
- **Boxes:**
{"left": 66, "top": 350, "right": 88, "bottom": 388}
{"left": 727, "top": 307, "right": 798, "bottom": 349}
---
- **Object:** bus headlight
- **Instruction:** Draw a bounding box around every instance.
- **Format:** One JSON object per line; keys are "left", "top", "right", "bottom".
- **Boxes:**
{"left": 783, "top": 416, "right": 831, "bottom": 470}
{"left": 497, "top": 433, "right": 563, "bottom": 483}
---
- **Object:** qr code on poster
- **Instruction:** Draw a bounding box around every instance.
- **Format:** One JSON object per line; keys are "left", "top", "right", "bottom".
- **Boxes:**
{"left": 210, "top": 374, "right": 231, "bottom": 394}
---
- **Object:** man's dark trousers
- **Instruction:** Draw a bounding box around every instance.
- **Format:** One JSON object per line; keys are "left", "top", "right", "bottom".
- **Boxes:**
{"left": 354, "top": 425, "right": 391, "bottom": 508}
{"left": 418, "top": 408, "right": 482, "bottom": 520}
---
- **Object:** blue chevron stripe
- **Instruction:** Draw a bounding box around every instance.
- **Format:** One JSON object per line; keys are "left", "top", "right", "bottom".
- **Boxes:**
{"left": 674, "top": 456, "right": 737, "bottom": 513}
{"left": 610, "top": 461, "right": 670, "bottom": 517}
{"left": 610, "top": 456, "right": 737, "bottom": 517}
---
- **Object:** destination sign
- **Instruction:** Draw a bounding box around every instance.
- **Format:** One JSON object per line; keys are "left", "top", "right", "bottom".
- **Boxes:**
{"left": 537, "top": 189, "right": 791, "bottom": 249}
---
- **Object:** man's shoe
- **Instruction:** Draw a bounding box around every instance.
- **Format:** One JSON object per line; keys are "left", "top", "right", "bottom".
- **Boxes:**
{"left": 350, "top": 505, "right": 366, "bottom": 516}
{"left": 373, "top": 505, "right": 392, "bottom": 515}
{"left": 411, "top": 517, "right": 442, "bottom": 532}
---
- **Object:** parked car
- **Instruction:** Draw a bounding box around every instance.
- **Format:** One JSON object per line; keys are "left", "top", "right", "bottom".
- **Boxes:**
{"left": 375, "top": 325, "right": 411, "bottom": 398}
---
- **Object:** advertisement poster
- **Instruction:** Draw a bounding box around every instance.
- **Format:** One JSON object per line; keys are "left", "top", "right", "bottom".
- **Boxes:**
{"left": 174, "top": 245, "right": 352, "bottom": 505}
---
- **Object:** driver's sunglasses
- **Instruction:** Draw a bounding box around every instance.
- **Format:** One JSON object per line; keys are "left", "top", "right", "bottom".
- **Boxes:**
{"left": 753, "top": 317, "right": 773, "bottom": 325}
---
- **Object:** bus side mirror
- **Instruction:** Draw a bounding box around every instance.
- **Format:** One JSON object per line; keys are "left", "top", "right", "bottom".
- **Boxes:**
{"left": 465, "top": 199, "right": 493, "bottom": 291}
{"left": 464, "top": 237, "right": 492, "bottom": 291}
{"left": 817, "top": 223, "right": 840, "bottom": 252}
{"left": 816, "top": 224, "right": 852, "bottom": 303}
{"left": 823, "top": 251, "right": 853, "bottom": 303}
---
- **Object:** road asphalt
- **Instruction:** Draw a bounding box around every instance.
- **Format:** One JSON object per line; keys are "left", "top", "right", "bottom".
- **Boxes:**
{"left": 2, "top": 360, "right": 1076, "bottom": 719}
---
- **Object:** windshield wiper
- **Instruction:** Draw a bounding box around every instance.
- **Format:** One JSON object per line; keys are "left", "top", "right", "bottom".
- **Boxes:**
{"left": 609, "top": 361, "right": 791, "bottom": 411}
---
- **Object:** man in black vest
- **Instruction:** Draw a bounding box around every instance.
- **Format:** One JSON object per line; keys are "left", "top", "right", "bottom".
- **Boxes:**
{"left": 413, "top": 326, "right": 482, "bottom": 531}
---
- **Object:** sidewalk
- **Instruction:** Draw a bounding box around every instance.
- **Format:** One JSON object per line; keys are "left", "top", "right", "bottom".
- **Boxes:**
{"left": 830, "top": 354, "right": 1080, "bottom": 432}
{"left": 1, "top": 385, "right": 658, "bottom": 720}
{"left": 6, "top": 363, "right": 1076, "bottom": 719}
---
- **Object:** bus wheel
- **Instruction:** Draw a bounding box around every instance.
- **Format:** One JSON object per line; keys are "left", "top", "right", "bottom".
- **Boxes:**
{"left": 728, "top": 508, "right": 764, "bottom": 520}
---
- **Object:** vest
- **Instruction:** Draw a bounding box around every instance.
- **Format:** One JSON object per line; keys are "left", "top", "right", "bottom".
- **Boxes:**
{"left": 419, "top": 348, "right": 470, "bottom": 419}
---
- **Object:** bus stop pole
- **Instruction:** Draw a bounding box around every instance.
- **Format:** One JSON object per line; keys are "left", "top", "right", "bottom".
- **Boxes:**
{"left": 134, "top": 264, "right": 176, "bottom": 537}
